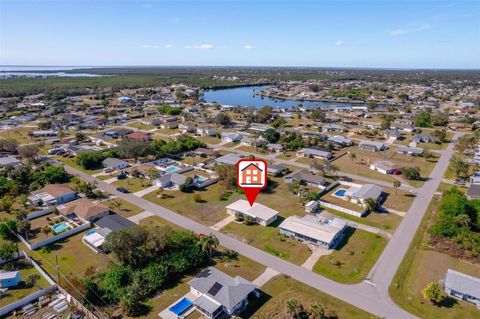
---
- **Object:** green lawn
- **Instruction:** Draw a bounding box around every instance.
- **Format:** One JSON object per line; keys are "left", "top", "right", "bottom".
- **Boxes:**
{"left": 139, "top": 215, "right": 186, "bottom": 231}
{"left": 313, "top": 228, "right": 387, "bottom": 283}
{"left": 55, "top": 156, "right": 104, "bottom": 174}
{"left": 323, "top": 207, "right": 401, "bottom": 231}
{"left": 221, "top": 221, "right": 312, "bottom": 265}
{"left": 103, "top": 198, "right": 143, "bottom": 218}
{"left": 31, "top": 230, "right": 111, "bottom": 278}
{"left": 0, "top": 127, "right": 36, "bottom": 144}
{"left": 242, "top": 275, "right": 373, "bottom": 319}
{"left": 128, "top": 122, "right": 156, "bottom": 130}
{"left": 0, "top": 259, "right": 51, "bottom": 305}
{"left": 389, "top": 195, "right": 480, "bottom": 319}
{"left": 213, "top": 249, "right": 266, "bottom": 281}
{"left": 276, "top": 151, "right": 297, "bottom": 160}
{"left": 196, "top": 135, "right": 222, "bottom": 144}
{"left": 142, "top": 183, "right": 232, "bottom": 226}
{"left": 112, "top": 177, "right": 152, "bottom": 192}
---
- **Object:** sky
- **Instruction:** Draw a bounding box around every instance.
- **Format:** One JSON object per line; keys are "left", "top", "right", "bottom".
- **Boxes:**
{"left": 1, "top": 0, "right": 479, "bottom": 69}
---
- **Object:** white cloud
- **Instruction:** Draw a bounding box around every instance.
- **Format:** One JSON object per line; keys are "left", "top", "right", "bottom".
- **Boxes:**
{"left": 184, "top": 44, "right": 214, "bottom": 49}
{"left": 165, "top": 44, "right": 173, "bottom": 49}
{"left": 389, "top": 24, "right": 431, "bottom": 36}
{"left": 335, "top": 40, "right": 343, "bottom": 47}
{"left": 174, "top": 18, "right": 180, "bottom": 23}
{"left": 244, "top": 44, "right": 254, "bottom": 49}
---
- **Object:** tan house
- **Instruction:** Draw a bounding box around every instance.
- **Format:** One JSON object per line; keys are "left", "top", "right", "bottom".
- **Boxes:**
{"left": 58, "top": 198, "right": 110, "bottom": 222}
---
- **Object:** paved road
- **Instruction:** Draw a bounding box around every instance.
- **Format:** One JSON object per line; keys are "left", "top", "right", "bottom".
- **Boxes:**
{"left": 56, "top": 132, "right": 461, "bottom": 319}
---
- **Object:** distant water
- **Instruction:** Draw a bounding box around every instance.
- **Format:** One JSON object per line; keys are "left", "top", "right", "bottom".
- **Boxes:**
{"left": 203, "top": 85, "right": 374, "bottom": 109}
{"left": 0, "top": 65, "right": 103, "bottom": 77}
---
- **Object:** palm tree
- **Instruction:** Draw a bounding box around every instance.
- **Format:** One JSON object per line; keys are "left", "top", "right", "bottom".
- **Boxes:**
{"left": 198, "top": 234, "right": 219, "bottom": 258}
{"left": 42, "top": 225, "right": 51, "bottom": 238}
{"left": 310, "top": 302, "right": 326, "bottom": 319}
{"left": 392, "top": 180, "right": 401, "bottom": 195}
{"left": 364, "top": 198, "right": 378, "bottom": 212}
{"left": 348, "top": 152, "right": 356, "bottom": 163}
{"left": 285, "top": 299, "right": 301, "bottom": 319}
{"left": 329, "top": 163, "right": 339, "bottom": 176}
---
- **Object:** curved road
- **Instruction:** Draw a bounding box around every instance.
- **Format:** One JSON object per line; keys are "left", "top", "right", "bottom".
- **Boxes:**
{"left": 55, "top": 132, "right": 460, "bottom": 319}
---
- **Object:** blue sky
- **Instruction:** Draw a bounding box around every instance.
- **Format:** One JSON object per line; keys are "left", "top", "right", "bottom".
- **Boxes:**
{"left": 1, "top": 0, "right": 479, "bottom": 68}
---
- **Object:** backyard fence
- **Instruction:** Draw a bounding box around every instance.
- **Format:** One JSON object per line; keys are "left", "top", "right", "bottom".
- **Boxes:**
{"left": 318, "top": 201, "right": 367, "bottom": 217}
{"left": 25, "top": 222, "right": 91, "bottom": 250}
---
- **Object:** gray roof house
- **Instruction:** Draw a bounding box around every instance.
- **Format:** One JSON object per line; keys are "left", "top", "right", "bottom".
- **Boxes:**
{"left": 443, "top": 269, "right": 480, "bottom": 308}
{"left": 412, "top": 134, "right": 435, "bottom": 144}
{"left": 467, "top": 184, "right": 480, "bottom": 199}
{"left": 155, "top": 172, "right": 186, "bottom": 188}
{"left": 102, "top": 158, "right": 131, "bottom": 170}
{"left": 396, "top": 146, "right": 424, "bottom": 156}
{"left": 214, "top": 153, "right": 243, "bottom": 166}
{"left": 285, "top": 170, "right": 328, "bottom": 189}
{"left": 297, "top": 147, "right": 332, "bottom": 159}
{"left": 189, "top": 268, "right": 258, "bottom": 318}
{"left": 327, "top": 135, "right": 353, "bottom": 147}
{"left": 359, "top": 140, "right": 387, "bottom": 152}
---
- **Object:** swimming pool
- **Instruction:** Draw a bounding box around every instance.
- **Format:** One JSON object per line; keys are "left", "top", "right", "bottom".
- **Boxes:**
{"left": 169, "top": 297, "right": 193, "bottom": 316}
{"left": 165, "top": 166, "right": 180, "bottom": 173}
{"left": 86, "top": 229, "right": 97, "bottom": 236}
{"left": 195, "top": 176, "right": 207, "bottom": 183}
{"left": 52, "top": 222, "right": 69, "bottom": 233}
{"left": 334, "top": 189, "right": 347, "bottom": 197}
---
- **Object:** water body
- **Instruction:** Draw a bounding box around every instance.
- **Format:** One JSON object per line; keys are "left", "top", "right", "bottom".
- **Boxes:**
{"left": 203, "top": 85, "right": 373, "bottom": 109}
{"left": 0, "top": 65, "right": 103, "bottom": 77}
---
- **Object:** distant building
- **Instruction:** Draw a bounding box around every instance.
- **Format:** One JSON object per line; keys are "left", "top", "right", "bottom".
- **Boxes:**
{"left": 297, "top": 147, "right": 332, "bottom": 160}
{"left": 221, "top": 132, "right": 243, "bottom": 143}
{"left": 443, "top": 269, "right": 480, "bottom": 308}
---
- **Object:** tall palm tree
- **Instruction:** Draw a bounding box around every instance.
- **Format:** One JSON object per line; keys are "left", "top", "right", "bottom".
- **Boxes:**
{"left": 198, "top": 234, "right": 219, "bottom": 258}
{"left": 364, "top": 198, "right": 378, "bottom": 212}
{"left": 310, "top": 302, "right": 326, "bottom": 319}
{"left": 349, "top": 152, "right": 356, "bottom": 163}
{"left": 393, "top": 180, "right": 401, "bottom": 195}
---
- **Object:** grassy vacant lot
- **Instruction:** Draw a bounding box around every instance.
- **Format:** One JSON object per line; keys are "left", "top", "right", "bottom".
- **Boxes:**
{"left": 181, "top": 155, "right": 213, "bottom": 166}
{"left": 196, "top": 135, "right": 222, "bottom": 144}
{"left": 0, "top": 259, "right": 51, "bottom": 305}
{"left": 0, "top": 127, "right": 36, "bottom": 144}
{"left": 314, "top": 228, "right": 387, "bottom": 283}
{"left": 243, "top": 275, "right": 373, "bottom": 319}
{"left": 381, "top": 187, "right": 416, "bottom": 212}
{"left": 213, "top": 249, "right": 266, "bottom": 282}
{"left": 333, "top": 146, "right": 438, "bottom": 186}
{"left": 127, "top": 121, "right": 155, "bottom": 130}
{"left": 55, "top": 156, "right": 104, "bottom": 174}
{"left": 139, "top": 215, "right": 186, "bottom": 231}
{"left": 389, "top": 194, "right": 480, "bottom": 319}
{"left": 156, "top": 127, "right": 179, "bottom": 135}
{"left": 276, "top": 151, "right": 297, "bottom": 160}
{"left": 112, "top": 177, "right": 152, "bottom": 192}
{"left": 32, "top": 230, "right": 110, "bottom": 278}
{"left": 221, "top": 221, "right": 312, "bottom": 265}
{"left": 323, "top": 207, "right": 401, "bottom": 231}
{"left": 103, "top": 198, "right": 143, "bottom": 218}
{"left": 142, "top": 183, "right": 231, "bottom": 226}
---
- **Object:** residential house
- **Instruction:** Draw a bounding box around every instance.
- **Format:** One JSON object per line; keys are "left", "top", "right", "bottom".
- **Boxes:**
{"left": 327, "top": 135, "right": 353, "bottom": 147}
{"left": 179, "top": 122, "right": 196, "bottom": 133}
{"left": 322, "top": 124, "right": 346, "bottom": 133}
{"left": 266, "top": 143, "right": 284, "bottom": 153}
{"left": 83, "top": 214, "right": 136, "bottom": 252}
{"left": 28, "top": 184, "right": 76, "bottom": 207}
{"left": 443, "top": 269, "right": 480, "bottom": 308}
{"left": 359, "top": 140, "right": 387, "bottom": 152}
{"left": 188, "top": 268, "right": 258, "bottom": 319}
{"left": 58, "top": 198, "right": 110, "bottom": 222}
{"left": 396, "top": 146, "right": 424, "bottom": 156}
{"left": 102, "top": 158, "right": 131, "bottom": 171}
{"left": 345, "top": 184, "right": 383, "bottom": 207}
{"left": 267, "top": 164, "right": 288, "bottom": 177}
{"left": 155, "top": 173, "right": 186, "bottom": 189}
{"left": 412, "top": 134, "right": 435, "bottom": 144}
{"left": 304, "top": 200, "right": 319, "bottom": 213}
{"left": 104, "top": 128, "right": 132, "bottom": 139}
{"left": 297, "top": 147, "right": 332, "bottom": 160}
{"left": 369, "top": 160, "right": 402, "bottom": 175}
{"left": 467, "top": 184, "right": 480, "bottom": 200}
{"left": 32, "top": 130, "right": 57, "bottom": 138}
{"left": 197, "top": 125, "right": 217, "bottom": 137}
{"left": 221, "top": 132, "right": 243, "bottom": 143}
{"left": 279, "top": 216, "right": 347, "bottom": 249}
{"left": 381, "top": 129, "right": 402, "bottom": 140}
{"left": 226, "top": 200, "right": 278, "bottom": 226}
{"left": 0, "top": 156, "right": 22, "bottom": 169}
{"left": 284, "top": 170, "right": 329, "bottom": 189}
{"left": 214, "top": 154, "right": 243, "bottom": 166}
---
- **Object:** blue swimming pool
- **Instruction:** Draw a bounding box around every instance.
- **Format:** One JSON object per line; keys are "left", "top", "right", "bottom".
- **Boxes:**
{"left": 195, "top": 176, "right": 207, "bottom": 183}
{"left": 52, "top": 222, "right": 69, "bottom": 233}
{"left": 334, "top": 189, "right": 347, "bottom": 197}
{"left": 86, "top": 229, "right": 97, "bottom": 236}
{"left": 165, "top": 166, "right": 180, "bottom": 173}
{"left": 169, "top": 297, "right": 193, "bottom": 315}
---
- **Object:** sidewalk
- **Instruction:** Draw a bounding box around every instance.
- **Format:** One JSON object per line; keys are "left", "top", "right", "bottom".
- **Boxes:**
{"left": 210, "top": 215, "right": 235, "bottom": 231}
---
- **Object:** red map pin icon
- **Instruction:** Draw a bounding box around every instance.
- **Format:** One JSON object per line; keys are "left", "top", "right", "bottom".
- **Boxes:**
{"left": 236, "top": 159, "right": 268, "bottom": 206}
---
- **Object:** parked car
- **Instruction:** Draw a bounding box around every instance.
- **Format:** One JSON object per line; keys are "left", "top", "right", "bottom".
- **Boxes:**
{"left": 116, "top": 187, "right": 129, "bottom": 193}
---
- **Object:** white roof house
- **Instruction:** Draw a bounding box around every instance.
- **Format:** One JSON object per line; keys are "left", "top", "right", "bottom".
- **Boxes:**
{"left": 444, "top": 269, "right": 480, "bottom": 308}
{"left": 226, "top": 200, "right": 278, "bottom": 226}
{"left": 279, "top": 216, "right": 347, "bottom": 249}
